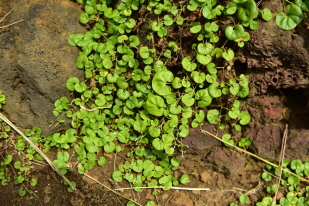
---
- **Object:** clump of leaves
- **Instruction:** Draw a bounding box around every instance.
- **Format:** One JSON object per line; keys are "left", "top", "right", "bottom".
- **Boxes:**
{"left": 49, "top": 0, "right": 258, "bottom": 191}
{"left": 276, "top": 0, "right": 307, "bottom": 30}
{"left": 0, "top": 125, "right": 42, "bottom": 199}
{"left": 259, "top": 159, "right": 309, "bottom": 205}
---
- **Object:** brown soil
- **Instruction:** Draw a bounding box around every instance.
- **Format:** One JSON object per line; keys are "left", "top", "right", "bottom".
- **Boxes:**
{"left": 1, "top": 0, "right": 309, "bottom": 206}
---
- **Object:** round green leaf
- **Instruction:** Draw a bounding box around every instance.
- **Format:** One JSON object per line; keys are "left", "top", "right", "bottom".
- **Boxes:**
{"left": 208, "top": 82, "right": 222, "bottom": 98}
{"left": 196, "top": 54, "right": 211, "bottom": 65}
{"left": 180, "top": 174, "right": 190, "bottom": 184}
{"left": 152, "top": 70, "right": 174, "bottom": 96}
{"left": 237, "top": 0, "right": 258, "bottom": 22}
{"left": 191, "top": 71, "right": 206, "bottom": 83}
{"left": 181, "top": 94, "right": 195, "bottom": 106}
{"left": 172, "top": 77, "right": 182, "bottom": 89}
{"left": 30, "top": 178, "right": 38, "bottom": 186}
{"left": 225, "top": 25, "right": 245, "bottom": 41}
{"left": 195, "top": 89, "right": 212, "bottom": 108}
{"left": 116, "top": 76, "right": 129, "bottom": 89}
{"left": 207, "top": 109, "right": 220, "bottom": 124}
{"left": 228, "top": 107, "right": 240, "bottom": 119}
{"left": 238, "top": 111, "right": 251, "bottom": 125}
{"left": 238, "top": 85, "right": 249, "bottom": 98}
{"left": 145, "top": 95, "right": 166, "bottom": 116}
{"left": 18, "top": 188, "right": 26, "bottom": 196}
{"left": 239, "top": 194, "right": 249, "bottom": 203}
{"left": 276, "top": 4, "right": 303, "bottom": 30}
{"left": 104, "top": 142, "right": 116, "bottom": 153}
{"left": 197, "top": 43, "right": 212, "bottom": 55}
{"left": 66, "top": 77, "right": 80, "bottom": 91}
{"left": 79, "top": 12, "right": 89, "bottom": 24}
{"left": 190, "top": 22, "right": 201, "bottom": 33}
{"left": 139, "top": 47, "right": 150, "bottom": 58}
{"left": 152, "top": 138, "right": 165, "bottom": 150}
{"left": 75, "top": 82, "right": 87, "bottom": 93}
{"left": 112, "top": 171, "right": 123, "bottom": 182}
{"left": 129, "top": 35, "right": 140, "bottom": 47}
{"left": 222, "top": 49, "right": 234, "bottom": 61}
{"left": 182, "top": 56, "right": 197, "bottom": 71}
{"left": 230, "top": 83, "right": 240, "bottom": 96}
{"left": 262, "top": 8, "right": 273, "bottom": 21}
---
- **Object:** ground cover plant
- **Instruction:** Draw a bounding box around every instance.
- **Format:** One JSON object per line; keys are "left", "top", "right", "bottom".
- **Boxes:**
{"left": 1, "top": 0, "right": 309, "bottom": 205}
{"left": 59, "top": 0, "right": 257, "bottom": 192}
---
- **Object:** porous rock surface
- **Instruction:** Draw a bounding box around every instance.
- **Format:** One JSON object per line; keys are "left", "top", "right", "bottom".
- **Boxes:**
{"left": 0, "top": 0, "right": 86, "bottom": 135}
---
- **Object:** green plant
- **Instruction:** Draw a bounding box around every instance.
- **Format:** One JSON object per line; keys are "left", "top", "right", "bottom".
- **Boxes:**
{"left": 0, "top": 126, "right": 42, "bottom": 199}
{"left": 276, "top": 0, "right": 308, "bottom": 30}
{"left": 45, "top": 0, "right": 264, "bottom": 193}
{"left": 0, "top": 90, "right": 5, "bottom": 109}
{"left": 231, "top": 159, "right": 309, "bottom": 206}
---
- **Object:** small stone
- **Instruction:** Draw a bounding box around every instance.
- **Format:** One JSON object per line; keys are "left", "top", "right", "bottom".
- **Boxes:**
{"left": 44, "top": 196, "right": 51, "bottom": 203}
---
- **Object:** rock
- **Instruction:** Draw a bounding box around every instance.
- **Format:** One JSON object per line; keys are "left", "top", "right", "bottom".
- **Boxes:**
{"left": 245, "top": 122, "right": 284, "bottom": 162}
{"left": 0, "top": 0, "right": 86, "bottom": 136}
{"left": 238, "top": 0, "right": 309, "bottom": 95}
{"left": 205, "top": 147, "right": 247, "bottom": 177}
{"left": 286, "top": 129, "right": 309, "bottom": 161}
{"left": 183, "top": 121, "right": 222, "bottom": 153}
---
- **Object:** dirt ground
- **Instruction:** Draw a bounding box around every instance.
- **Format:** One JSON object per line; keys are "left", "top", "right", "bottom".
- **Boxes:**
{"left": 1, "top": 0, "right": 309, "bottom": 206}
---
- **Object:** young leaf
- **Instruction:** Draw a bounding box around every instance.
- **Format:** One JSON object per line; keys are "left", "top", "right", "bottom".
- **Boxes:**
{"left": 222, "top": 49, "right": 234, "bottom": 61}
{"left": 190, "top": 22, "right": 202, "bottom": 33}
{"left": 239, "top": 194, "right": 249, "bottom": 204}
{"left": 180, "top": 174, "right": 190, "bottom": 184}
{"left": 195, "top": 89, "right": 212, "bottom": 108}
{"left": 230, "top": 83, "right": 240, "bottom": 96}
{"left": 172, "top": 77, "right": 182, "bottom": 89}
{"left": 195, "top": 110, "right": 205, "bottom": 123}
{"left": 262, "top": 8, "right": 273, "bottom": 21}
{"left": 238, "top": 111, "right": 251, "bottom": 125}
{"left": 152, "top": 138, "right": 165, "bottom": 150}
{"left": 112, "top": 171, "right": 123, "bottom": 182}
{"left": 222, "top": 134, "right": 234, "bottom": 146}
{"left": 237, "top": 0, "right": 258, "bottom": 22}
{"left": 238, "top": 137, "right": 252, "bottom": 147}
{"left": 18, "top": 188, "right": 27, "bottom": 196}
{"left": 228, "top": 107, "right": 240, "bottom": 119}
{"left": 148, "top": 126, "right": 161, "bottom": 138}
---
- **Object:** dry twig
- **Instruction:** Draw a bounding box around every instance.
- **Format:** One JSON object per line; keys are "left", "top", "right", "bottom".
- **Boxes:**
{"left": 271, "top": 124, "right": 288, "bottom": 206}
{"left": 0, "top": 113, "right": 76, "bottom": 190}
{"left": 200, "top": 129, "right": 309, "bottom": 183}
{"left": 0, "top": 10, "right": 24, "bottom": 29}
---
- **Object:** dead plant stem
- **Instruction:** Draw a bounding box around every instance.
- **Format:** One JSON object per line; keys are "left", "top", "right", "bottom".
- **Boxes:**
{"left": 200, "top": 129, "right": 309, "bottom": 183}
{"left": 0, "top": 113, "right": 76, "bottom": 190}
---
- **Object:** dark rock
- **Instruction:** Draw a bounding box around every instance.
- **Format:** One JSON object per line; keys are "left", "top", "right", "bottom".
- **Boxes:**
{"left": 0, "top": 0, "right": 86, "bottom": 136}
{"left": 238, "top": 0, "right": 309, "bottom": 95}
{"left": 245, "top": 122, "right": 284, "bottom": 162}
{"left": 286, "top": 129, "right": 309, "bottom": 161}
{"left": 183, "top": 123, "right": 222, "bottom": 152}
{"left": 204, "top": 147, "right": 247, "bottom": 177}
